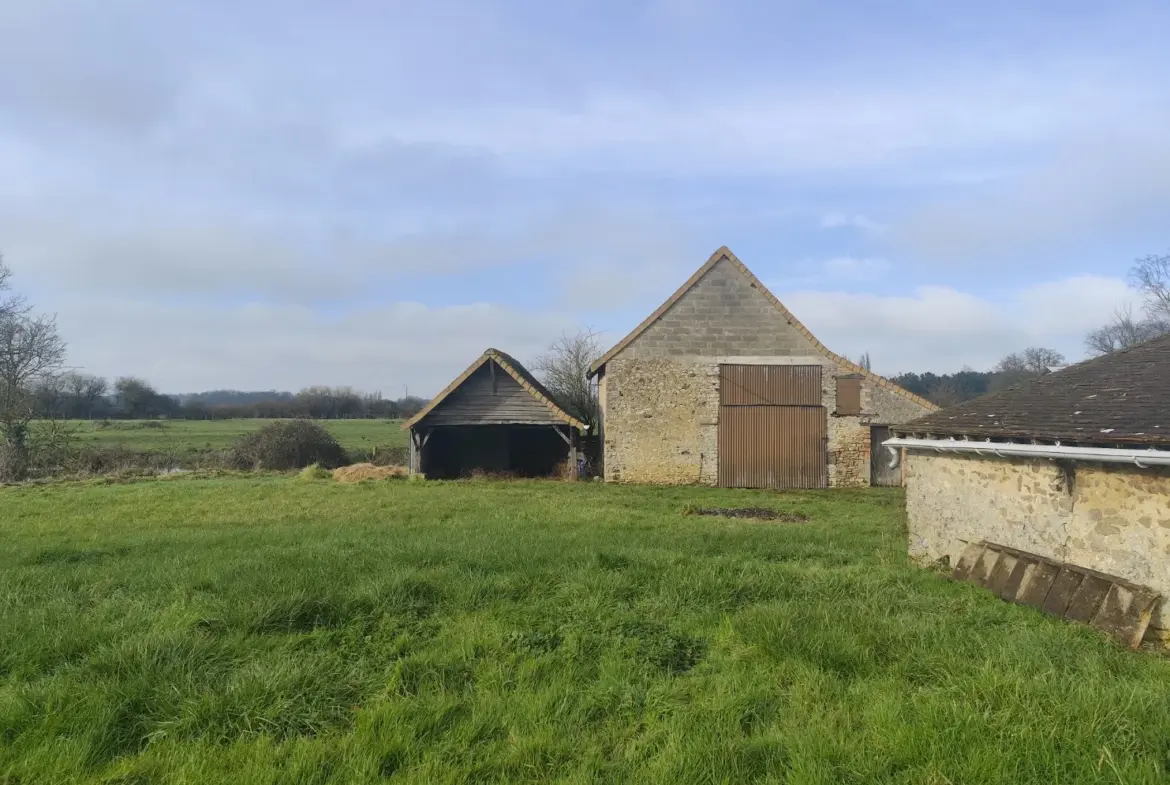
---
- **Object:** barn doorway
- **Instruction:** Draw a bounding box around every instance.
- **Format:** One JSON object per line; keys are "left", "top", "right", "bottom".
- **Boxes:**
{"left": 869, "top": 425, "right": 900, "bottom": 486}
{"left": 717, "top": 364, "right": 827, "bottom": 489}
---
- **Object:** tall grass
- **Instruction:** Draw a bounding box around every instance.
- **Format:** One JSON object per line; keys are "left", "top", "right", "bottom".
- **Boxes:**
{"left": 2, "top": 479, "right": 1169, "bottom": 783}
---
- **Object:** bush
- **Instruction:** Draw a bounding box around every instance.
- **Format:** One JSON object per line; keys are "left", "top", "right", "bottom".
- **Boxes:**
{"left": 369, "top": 445, "right": 409, "bottom": 466}
{"left": 297, "top": 463, "right": 333, "bottom": 481}
{"left": 228, "top": 420, "right": 348, "bottom": 471}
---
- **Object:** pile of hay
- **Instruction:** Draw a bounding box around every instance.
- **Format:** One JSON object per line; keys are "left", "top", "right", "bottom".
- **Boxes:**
{"left": 332, "top": 463, "right": 409, "bottom": 483}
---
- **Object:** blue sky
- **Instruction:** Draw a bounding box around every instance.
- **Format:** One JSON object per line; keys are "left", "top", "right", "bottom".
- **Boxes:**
{"left": 1, "top": 0, "right": 1168, "bottom": 394}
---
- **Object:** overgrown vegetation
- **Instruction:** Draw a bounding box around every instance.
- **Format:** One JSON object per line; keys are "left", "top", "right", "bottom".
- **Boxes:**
{"left": 4, "top": 419, "right": 409, "bottom": 480}
{"left": 227, "top": 419, "right": 349, "bottom": 470}
{"left": 3, "top": 479, "right": 1170, "bottom": 782}
{"left": 0, "top": 255, "right": 67, "bottom": 481}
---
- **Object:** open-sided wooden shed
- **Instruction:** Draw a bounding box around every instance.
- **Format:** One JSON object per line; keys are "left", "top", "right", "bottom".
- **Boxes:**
{"left": 402, "top": 348, "right": 588, "bottom": 479}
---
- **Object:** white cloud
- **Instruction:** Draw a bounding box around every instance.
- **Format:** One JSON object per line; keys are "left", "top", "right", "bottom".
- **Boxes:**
{"left": 822, "top": 256, "right": 890, "bottom": 282}
{"left": 1, "top": 199, "right": 697, "bottom": 302}
{"left": 775, "top": 274, "right": 1136, "bottom": 374}
{"left": 820, "top": 212, "right": 886, "bottom": 232}
{"left": 373, "top": 60, "right": 1165, "bottom": 177}
{"left": 889, "top": 135, "right": 1170, "bottom": 263}
{"left": 52, "top": 296, "right": 574, "bottom": 395}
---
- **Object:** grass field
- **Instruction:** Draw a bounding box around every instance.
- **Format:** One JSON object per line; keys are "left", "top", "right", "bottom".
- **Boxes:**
{"left": 62, "top": 418, "right": 407, "bottom": 459}
{"left": 4, "top": 479, "right": 1170, "bottom": 783}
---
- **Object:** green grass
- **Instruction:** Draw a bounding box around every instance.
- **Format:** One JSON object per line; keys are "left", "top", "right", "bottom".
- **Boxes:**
{"left": 61, "top": 418, "right": 407, "bottom": 458}
{"left": 3, "top": 479, "right": 1170, "bottom": 783}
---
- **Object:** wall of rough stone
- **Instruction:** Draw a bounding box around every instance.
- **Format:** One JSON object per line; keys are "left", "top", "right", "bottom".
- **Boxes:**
{"left": 599, "top": 256, "right": 934, "bottom": 486}
{"left": 829, "top": 379, "right": 939, "bottom": 487}
{"left": 602, "top": 356, "right": 719, "bottom": 484}
{"left": 905, "top": 452, "right": 1170, "bottom": 632}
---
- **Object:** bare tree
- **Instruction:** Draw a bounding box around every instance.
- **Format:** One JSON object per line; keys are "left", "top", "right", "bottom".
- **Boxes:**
{"left": 1085, "top": 252, "right": 1170, "bottom": 355}
{"left": 531, "top": 328, "right": 604, "bottom": 428}
{"left": 995, "top": 347, "right": 1065, "bottom": 374}
{"left": 1130, "top": 253, "right": 1170, "bottom": 322}
{"left": 857, "top": 352, "right": 872, "bottom": 371}
{"left": 928, "top": 380, "right": 964, "bottom": 408}
{"left": 68, "top": 373, "right": 108, "bottom": 419}
{"left": 1085, "top": 304, "right": 1170, "bottom": 355}
{"left": 0, "top": 255, "right": 68, "bottom": 479}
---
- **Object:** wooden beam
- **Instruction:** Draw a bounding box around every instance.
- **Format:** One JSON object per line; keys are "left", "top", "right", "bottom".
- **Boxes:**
{"left": 421, "top": 429, "right": 432, "bottom": 447}
{"left": 569, "top": 428, "right": 579, "bottom": 480}
{"left": 553, "top": 426, "right": 572, "bottom": 446}
{"left": 409, "top": 430, "right": 418, "bottom": 474}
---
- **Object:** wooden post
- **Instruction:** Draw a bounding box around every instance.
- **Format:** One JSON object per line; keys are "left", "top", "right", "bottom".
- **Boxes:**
{"left": 409, "top": 430, "right": 418, "bottom": 475}
{"left": 570, "top": 428, "right": 579, "bottom": 480}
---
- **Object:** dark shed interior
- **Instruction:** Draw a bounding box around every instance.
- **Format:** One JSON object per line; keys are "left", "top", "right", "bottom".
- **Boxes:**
{"left": 420, "top": 425, "right": 570, "bottom": 479}
{"left": 405, "top": 350, "right": 586, "bottom": 479}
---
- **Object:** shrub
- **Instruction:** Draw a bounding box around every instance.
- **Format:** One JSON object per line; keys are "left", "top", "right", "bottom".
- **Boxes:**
{"left": 369, "top": 445, "right": 409, "bottom": 466}
{"left": 228, "top": 420, "right": 348, "bottom": 471}
{"left": 298, "top": 463, "right": 333, "bottom": 481}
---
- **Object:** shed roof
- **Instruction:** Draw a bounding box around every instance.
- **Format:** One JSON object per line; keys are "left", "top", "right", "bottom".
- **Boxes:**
{"left": 587, "top": 246, "right": 937, "bottom": 412}
{"left": 403, "top": 348, "right": 587, "bottom": 431}
{"left": 894, "top": 333, "right": 1170, "bottom": 446}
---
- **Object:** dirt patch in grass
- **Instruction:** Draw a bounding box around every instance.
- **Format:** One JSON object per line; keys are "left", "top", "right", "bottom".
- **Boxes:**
{"left": 684, "top": 506, "right": 809, "bottom": 522}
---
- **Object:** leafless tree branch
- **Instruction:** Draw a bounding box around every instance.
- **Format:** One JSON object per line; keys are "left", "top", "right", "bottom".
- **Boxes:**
{"left": 531, "top": 328, "right": 604, "bottom": 428}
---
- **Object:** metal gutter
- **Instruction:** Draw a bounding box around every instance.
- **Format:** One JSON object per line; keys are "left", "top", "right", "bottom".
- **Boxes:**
{"left": 882, "top": 436, "right": 1170, "bottom": 470}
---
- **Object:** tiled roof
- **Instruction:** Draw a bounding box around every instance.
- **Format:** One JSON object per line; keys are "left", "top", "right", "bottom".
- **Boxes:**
{"left": 894, "top": 334, "right": 1170, "bottom": 446}
{"left": 402, "top": 348, "right": 587, "bottom": 431}
{"left": 587, "top": 246, "right": 938, "bottom": 412}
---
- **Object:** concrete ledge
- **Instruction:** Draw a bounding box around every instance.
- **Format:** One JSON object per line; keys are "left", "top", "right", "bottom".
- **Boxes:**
{"left": 952, "top": 541, "right": 1161, "bottom": 649}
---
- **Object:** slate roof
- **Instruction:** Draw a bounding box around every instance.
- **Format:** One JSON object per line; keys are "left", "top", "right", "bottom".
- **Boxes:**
{"left": 402, "top": 348, "right": 587, "bottom": 431}
{"left": 587, "top": 246, "right": 937, "bottom": 412}
{"left": 894, "top": 334, "right": 1170, "bottom": 447}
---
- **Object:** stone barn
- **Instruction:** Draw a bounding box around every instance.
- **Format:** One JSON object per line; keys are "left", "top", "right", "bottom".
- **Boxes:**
{"left": 587, "top": 246, "right": 936, "bottom": 488}
{"left": 884, "top": 335, "right": 1170, "bottom": 643}
{"left": 403, "top": 349, "right": 587, "bottom": 479}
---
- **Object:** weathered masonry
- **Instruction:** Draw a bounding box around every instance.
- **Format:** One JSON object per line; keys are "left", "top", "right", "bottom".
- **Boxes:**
{"left": 403, "top": 349, "right": 587, "bottom": 479}
{"left": 587, "top": 246, "right": 935, "bottom": 488}
{"left": 885, "top": 334, "right": 1170, "bottom": 643}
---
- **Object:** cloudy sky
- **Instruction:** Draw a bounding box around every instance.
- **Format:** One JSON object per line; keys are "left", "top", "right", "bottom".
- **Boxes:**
{"left": 2, "top": 1, "right": 1168, "bottom": 395}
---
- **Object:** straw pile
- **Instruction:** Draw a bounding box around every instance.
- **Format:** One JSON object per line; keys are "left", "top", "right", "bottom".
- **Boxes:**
{"left": 332, "top": 463, "right": 409, "bottom": 483}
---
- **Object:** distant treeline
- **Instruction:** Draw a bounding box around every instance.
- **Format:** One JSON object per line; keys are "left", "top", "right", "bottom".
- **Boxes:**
{"left": 888, "top": 368, "right": 1045, "bottom": 407}
{"left": 34, "top": 363, "right": 1048, "bottom": 424}
{"left": 35, "top": 374, "right": 427, "bottom": 421}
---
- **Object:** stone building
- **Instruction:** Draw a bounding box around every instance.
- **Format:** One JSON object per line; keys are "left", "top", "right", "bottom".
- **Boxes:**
{"left": 587, "top": 247, "right": 936, "bottom": 488}
{"left": 884, "top": 335, "right": 1170, "bottom": 642}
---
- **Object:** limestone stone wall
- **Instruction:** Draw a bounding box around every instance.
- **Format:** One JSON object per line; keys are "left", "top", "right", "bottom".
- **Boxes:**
{"left": 602, "top": 354, "right": 933, "bottom": 486}
{"left": 602, "top": 356, "right": 719, "bottom": 484}
{"left": 905, "top": 452, "right": 1170, "bottom": 630}
{"left": 598, "top": 254, "right": 934, "bottom": 486}
{"left": 830, "top": 378, "right": 937, "bottom": 487}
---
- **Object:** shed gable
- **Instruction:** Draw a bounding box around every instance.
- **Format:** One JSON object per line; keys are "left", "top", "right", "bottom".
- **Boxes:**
{"left": 421, "top": 362, "right": 562, "bottom": 426}
{"left": 616, "top": 257, "right": 817, "bottom": 360}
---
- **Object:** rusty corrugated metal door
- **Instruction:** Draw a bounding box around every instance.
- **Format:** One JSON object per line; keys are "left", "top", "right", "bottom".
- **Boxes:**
{"left": 720, "top": 364, "right": 821, "bottom": 406}
{"left": 718, "top": 365, "right": 827, "bottom": 489}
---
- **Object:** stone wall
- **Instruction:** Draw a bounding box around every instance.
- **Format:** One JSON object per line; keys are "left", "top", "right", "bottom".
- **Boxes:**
{"left": 599, "top": 255, "right": 934, "bottom": 486}
{"left": 602, "top": 356, "right": 719, "bottom": 484}
{"left": 829, "top": 377, "right": 936, "bottom": 487}
{"left": 905, "top": 452, "right": 1170, "bottom": 632}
